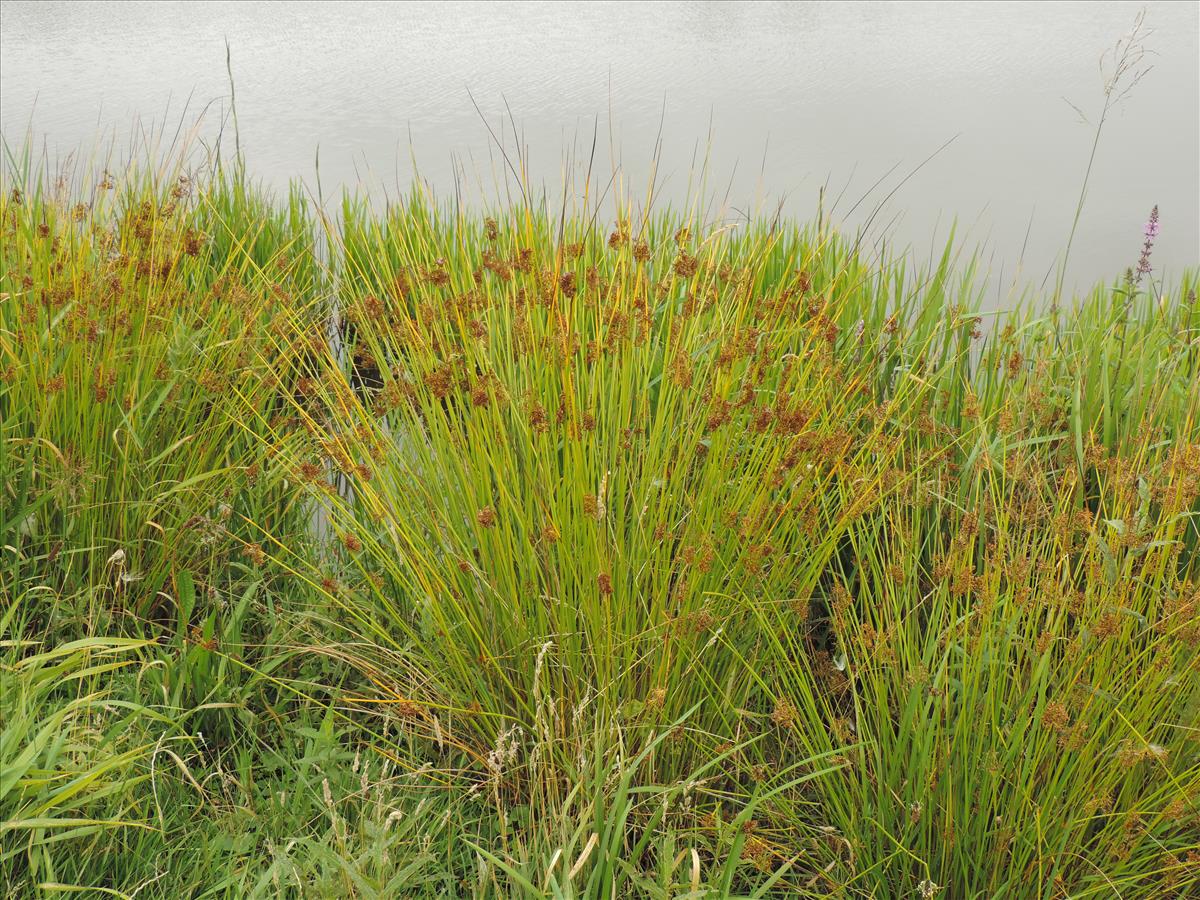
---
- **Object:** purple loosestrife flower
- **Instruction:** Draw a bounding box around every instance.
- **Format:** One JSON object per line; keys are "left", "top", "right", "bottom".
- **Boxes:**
{"left": 1135, "top": 205, "right": 1159, "bottom": 283}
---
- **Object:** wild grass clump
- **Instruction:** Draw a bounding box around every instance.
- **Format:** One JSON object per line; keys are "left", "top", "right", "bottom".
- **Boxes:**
{"left": 0, "top": 153, "right": 345, "bottom": 895}
{"left": 2, "top": 142, "right": 1198, "bottom": 896}
{"left": 274, "top": 193, "right": 1199, "bottom": 894}
{"left": 0, "top": 152, "right": 319, "bottom": 620}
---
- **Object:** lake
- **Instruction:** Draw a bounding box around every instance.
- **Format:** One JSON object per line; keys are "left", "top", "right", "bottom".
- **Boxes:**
{"left": 2, "top": 0, "right": 1197, "bottom": 299}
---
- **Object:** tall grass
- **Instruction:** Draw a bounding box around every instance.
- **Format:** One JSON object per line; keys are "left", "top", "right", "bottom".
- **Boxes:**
{"left": 2, "top": 144, "right": 1197, "bottom": 897}
{"left": 271, "top": 192, "right": 1200, "bottom": 896}
{"left": 0, "top": 151, "right": 318, "bottom": 615}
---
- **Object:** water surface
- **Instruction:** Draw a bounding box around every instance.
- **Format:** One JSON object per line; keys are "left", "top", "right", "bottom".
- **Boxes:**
{"left": 2, "top": 0, "right": 1197, "bottom": 297}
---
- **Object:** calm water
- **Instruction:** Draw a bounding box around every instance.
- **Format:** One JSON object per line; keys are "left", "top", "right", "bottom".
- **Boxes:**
{"left": 2, "top": 0, "right": 1197, "bottom": 298}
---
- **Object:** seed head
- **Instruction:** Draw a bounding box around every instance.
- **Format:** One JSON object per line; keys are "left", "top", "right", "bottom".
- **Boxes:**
{"left": 1042, "top": 700, "right": 1070, "bottom": 734}
{"left": 771, "top": 697, "right": 797, "bottom": 729}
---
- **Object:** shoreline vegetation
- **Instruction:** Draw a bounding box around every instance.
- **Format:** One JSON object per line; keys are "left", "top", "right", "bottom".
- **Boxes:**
{"left": 1, "top": 140, "right": 1198, "bottom": 898}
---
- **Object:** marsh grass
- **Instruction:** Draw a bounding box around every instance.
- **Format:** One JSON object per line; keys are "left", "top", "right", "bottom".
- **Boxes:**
{"left": 273, "top": 192, "right": 1200, "bottom": 896}
{"left": 1, "top": 138, "right": 1198, "bottom": 897}
{"left": 0, "top": 149, "right": 320, "bottom": 610}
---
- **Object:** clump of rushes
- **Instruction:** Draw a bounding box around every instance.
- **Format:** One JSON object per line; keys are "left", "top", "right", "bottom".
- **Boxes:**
{"left": 290, "top": 197, "right": 928, "bottom": 761}
{"left": 273, "top": 187, "right": 1199, "bottom": 894}
{"left": 0, "top": 145, "right": 320, "bottom": 623}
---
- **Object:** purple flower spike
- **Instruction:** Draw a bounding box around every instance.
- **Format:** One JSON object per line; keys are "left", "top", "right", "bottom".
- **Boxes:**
{"left": 1136, "top": 205, "right": 1159, "bottom": 282}
{"left": 1143, "top": 209, "right": 1160, "bottom": 239}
